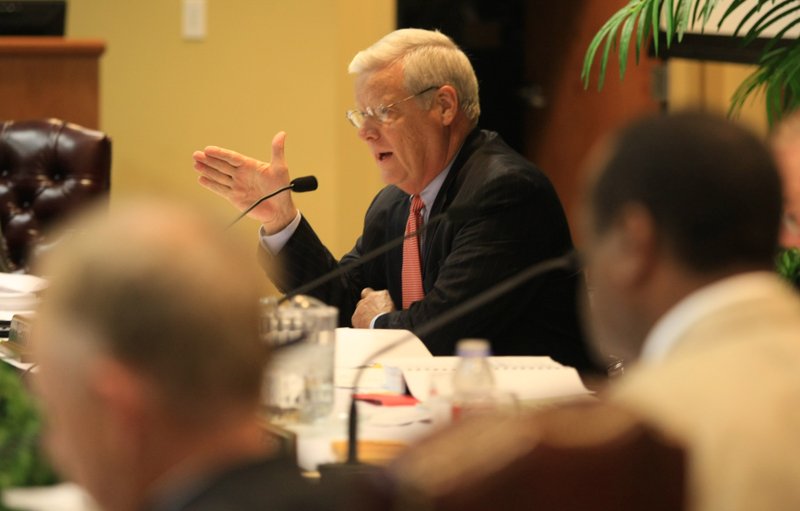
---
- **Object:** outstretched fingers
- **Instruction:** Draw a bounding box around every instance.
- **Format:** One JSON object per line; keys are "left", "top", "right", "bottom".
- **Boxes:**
{"left": 202, "top": 146, "right": 248, "bottom": 168}
{"left": 193, "top": 158, "right": 234, "bottom": 186}
{"left": 197, "top": 175, "right": 232, "bottom": 196}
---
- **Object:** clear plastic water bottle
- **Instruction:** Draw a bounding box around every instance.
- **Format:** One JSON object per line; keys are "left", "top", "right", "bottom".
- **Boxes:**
{"left": 451, "top": 339, "right": 495, "bottom": 420}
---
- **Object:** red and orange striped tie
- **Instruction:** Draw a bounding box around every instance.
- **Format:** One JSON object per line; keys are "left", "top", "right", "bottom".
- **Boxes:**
{"left": 402, "top": 195, "right": 426, "bottom": 309}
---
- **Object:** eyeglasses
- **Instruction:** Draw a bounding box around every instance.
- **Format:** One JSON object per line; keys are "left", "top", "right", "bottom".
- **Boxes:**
{"left": 345, "top": 86, "right": 440, "bottom": 129}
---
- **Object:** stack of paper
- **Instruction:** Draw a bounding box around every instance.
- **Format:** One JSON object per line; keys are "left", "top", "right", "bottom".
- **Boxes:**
{"left": 334, "top": 328, "right": 432, "bottom": 367}
{"left": 0, "top": 273, "right": 47, "bottom": 321}
{"left": 387, "top": 356, "right": 591, "bottom": 401}
{"left": 333, "top": 329, "right": 590, "bottom": 401}
{"left": 334, "top": 328, "right": 432, "bottom": 391}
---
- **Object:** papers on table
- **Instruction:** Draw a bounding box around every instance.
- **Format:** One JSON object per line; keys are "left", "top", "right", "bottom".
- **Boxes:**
{"left": 0, "top": 272, "right": 47, "bottom": 320}
{"left": 298, "top": 330, "right": 595, "bottom": 471}
{"left": 334, "top": 328, "right": 432, "bottom": 367}
{"left": 0, "top": 273, "right": 48, "bottom": 294}
{"left": 334, "top": 328, "right": 431, "bottom": 392}
{"left": 332, "top": 329, "right": 589, "bottom": 402}
{"left": 389, "top": 356, "right": 591, "bottom": 401}
{"left": 3, "top": 483, "right": 96, "bottom": 511}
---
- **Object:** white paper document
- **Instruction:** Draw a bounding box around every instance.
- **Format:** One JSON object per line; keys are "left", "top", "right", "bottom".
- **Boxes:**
{"left": 0, "top": 273, "right": 48, "bottom": 294}
{"left": 0, "top": 273, "right": 47, "bottom": 320}
{"left": 388, "top": 356, "right": 591, "bottom": 401}
{"left": 334, "top": 328, "right": 432, "bottom": 390}
{"left": 334, "top": 328, "right": 432, "bottom": 368}
{"left": 3, "top": 482, "right": 96, "bottom": 511}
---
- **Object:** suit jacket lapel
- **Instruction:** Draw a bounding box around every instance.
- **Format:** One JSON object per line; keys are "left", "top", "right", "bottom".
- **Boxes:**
{"left": 389, "top": 129, "right": 485, "bottom": 300}
{"left": 422, "top": 129, "right": 483, "bottom": 288}
{"left": 428, "top": 129, "right": 482, "bottom": 219}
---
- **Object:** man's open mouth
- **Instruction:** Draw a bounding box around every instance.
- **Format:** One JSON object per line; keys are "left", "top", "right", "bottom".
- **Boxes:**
{"left": 378, "top": 152, "right": 393, "bottom": 161}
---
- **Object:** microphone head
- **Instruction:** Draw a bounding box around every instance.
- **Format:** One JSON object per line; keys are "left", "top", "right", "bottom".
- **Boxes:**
{"left": 291, "top": 175, "right": 318, "bottom": 193}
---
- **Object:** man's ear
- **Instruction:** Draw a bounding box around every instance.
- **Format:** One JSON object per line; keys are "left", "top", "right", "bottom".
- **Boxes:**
{"left": 88, "top": 358, "right": 150, "bottom": 444}
{"left": 435, "top": 85, "right": 459, "bottom": 126}
{"left": 608, "top": 204, "right": 659, "bottom": 289}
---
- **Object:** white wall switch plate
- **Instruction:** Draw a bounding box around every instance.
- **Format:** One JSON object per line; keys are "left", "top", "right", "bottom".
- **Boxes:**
{"left": 182, "top": 0, "right": 206, "bottom": 41}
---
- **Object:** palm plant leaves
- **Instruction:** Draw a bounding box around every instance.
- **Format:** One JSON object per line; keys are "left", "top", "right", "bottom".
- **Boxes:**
{"left": 582, "top": 0, "right": 800, "bottom": 123}
{"left": 777, "top": 248, "right": 800, "bottom": 287}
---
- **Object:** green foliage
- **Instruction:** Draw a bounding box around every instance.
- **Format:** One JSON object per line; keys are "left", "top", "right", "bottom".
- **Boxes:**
{"left": 777, "top": 247, "right": 800, "bottom": 287}
{"left": 582, "top": 0, "right": 800, "bottom": 124}
{"left": 0, "top": 362, "right": 57, "bottom": 506}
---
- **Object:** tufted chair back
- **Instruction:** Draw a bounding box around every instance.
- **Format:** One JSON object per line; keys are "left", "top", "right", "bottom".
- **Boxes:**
{"left": 0, "top": 119, "right": 111, "bottom": 271}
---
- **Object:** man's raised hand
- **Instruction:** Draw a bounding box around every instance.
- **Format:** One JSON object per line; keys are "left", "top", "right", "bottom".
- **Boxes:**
{"left": 193, "top": 131, "right": 298, "bottom": 233}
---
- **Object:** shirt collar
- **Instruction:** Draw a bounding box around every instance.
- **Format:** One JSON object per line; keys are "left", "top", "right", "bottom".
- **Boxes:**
{"left": 640, "top": 271, "right": 779, "bottom": 364}
{"left": 413, "top": 154, "right": 458, "bottom": 224}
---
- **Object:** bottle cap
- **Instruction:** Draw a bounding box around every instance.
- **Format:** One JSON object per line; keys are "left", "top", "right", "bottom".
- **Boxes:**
{"left": 455, "top": 338, "right": 491, "bottom": 357}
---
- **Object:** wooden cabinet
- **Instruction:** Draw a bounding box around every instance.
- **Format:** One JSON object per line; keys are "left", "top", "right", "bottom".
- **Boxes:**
{"left": 0, "top": 37, "right": 105, "bottom": 129}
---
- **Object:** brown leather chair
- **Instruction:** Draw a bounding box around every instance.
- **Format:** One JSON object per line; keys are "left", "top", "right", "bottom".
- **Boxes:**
{"left": 356, "top": 402, "right": 685, "bottom": 511}
{"left": 0, "top": 119, "right": 111, "bottom": 271}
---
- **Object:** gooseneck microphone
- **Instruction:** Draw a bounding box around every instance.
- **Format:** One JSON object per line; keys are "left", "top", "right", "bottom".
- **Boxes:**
{"left": 279, "top": 204, "right": 475, "bottom": 304}
{"left": 225, "top": 175, "right": 318, "bottom": 229}
{"left": 317, "top": 250, "right": 580, "bottom": 480}
{"left": 285, "top": 175, "right": 319, "bottom": 193}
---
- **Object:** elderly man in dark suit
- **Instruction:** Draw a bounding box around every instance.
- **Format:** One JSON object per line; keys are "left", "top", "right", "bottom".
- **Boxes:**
{"left": 193, "top": 29, "right": 592, "bottom": 369}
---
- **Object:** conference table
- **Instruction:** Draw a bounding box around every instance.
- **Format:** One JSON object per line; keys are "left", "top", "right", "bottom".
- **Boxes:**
{"left": 0, "top": 327, "right": 591, "bottom": 509}
{"left": 279, "top": 328, "right": 591, "bottom": 472}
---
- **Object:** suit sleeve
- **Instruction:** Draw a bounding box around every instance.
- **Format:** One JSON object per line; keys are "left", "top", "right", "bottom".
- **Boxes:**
{"left": 258, "top": 216, "right": 368, "bottom": 326}
{"left": 259, "top": 190, "right": 396, "bottom": 327}
{"left": 374, "top": 173, "right": 571, "bottom": 355}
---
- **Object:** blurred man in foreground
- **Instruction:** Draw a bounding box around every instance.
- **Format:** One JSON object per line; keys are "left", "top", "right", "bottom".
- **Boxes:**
{"left": 584, "top": 112, "right": 800, "bottom": 510}
{"left": 31, "top": 201, "right": 325, "bottom": 511}
{"left": 193, "top": 28, "right": 593, "bottom": 370}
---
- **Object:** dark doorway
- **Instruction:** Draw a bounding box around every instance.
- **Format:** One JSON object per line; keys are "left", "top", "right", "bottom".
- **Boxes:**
{"left": 398, "top": 0, "right": 526, "bottom": 152}
{"left": 397, "top": 1, "right": 661, "bottom": 241}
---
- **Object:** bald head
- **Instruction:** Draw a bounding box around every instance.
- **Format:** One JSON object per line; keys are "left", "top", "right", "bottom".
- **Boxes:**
{"left": 34, "top": 199, "right": 266, "bottom": 421}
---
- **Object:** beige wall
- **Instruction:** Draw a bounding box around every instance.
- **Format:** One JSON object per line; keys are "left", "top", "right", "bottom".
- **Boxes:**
{"left": 668, "top": 59, "right": 768, "bottom": 135}
{"left": 66, "top": 2, "right": 770, "bottom": 271}
{"left": 67, "top": 0, "right": 392, "bottom": 265}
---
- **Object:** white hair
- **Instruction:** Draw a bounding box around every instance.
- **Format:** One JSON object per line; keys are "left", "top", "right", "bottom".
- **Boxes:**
{"left": 349, "top": 28, "right": 480, "bottom": 124}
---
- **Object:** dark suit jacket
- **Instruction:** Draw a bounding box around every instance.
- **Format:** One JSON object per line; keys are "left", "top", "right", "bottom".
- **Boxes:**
{"left": 145, "top": 456, "right": 337, "bottom": 511}
{"left": 265, "top": 129, "right": 594, "bottom": 370}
